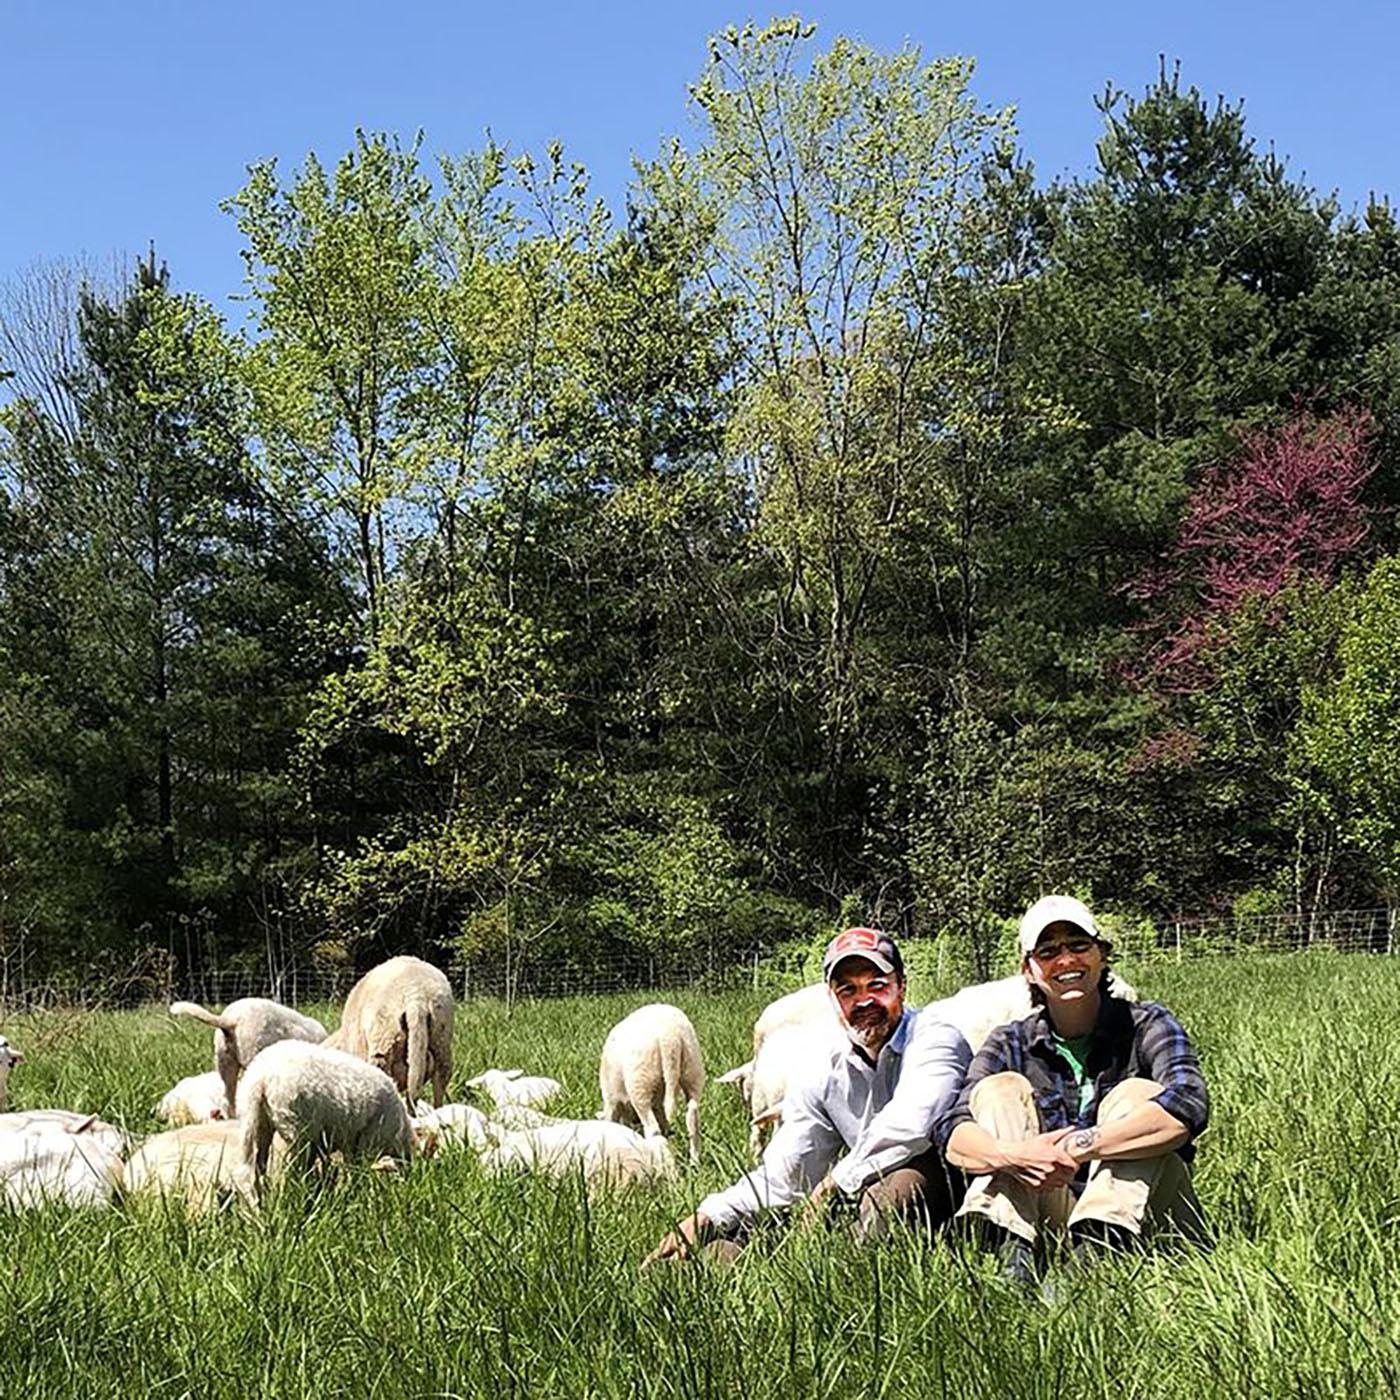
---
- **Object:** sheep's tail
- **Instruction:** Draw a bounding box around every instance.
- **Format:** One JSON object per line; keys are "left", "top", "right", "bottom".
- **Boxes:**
{"left": 170, "top": 1000, "right": 234, "bottom": 1031}
{"left": 406, "top": 1000, "right": 430, "bottom": 1106}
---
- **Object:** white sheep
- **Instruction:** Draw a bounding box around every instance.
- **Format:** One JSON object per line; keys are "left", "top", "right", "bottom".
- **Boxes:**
{"left": 598, "top": 1003, "right": 704, "bottom": 1165}
{"left": 412, "top": 1101, "right": 494, "bottom": 1151}
{"left": 751, "top": 982, "right": 838, "bottom": 1058}
{"left": 235, "top": 1039, "right": 417, "bottom": 1192}
{"left": 0, "top": 1113, "right": 125, "bottom": 1209}
{"left": 464, "top": 1068, "right": 564, "bottom": 1111}
{"left": 412, "top": 1099, "right": 558, "bottom": 1150}
{"left": 325, "top": 956, "right": 454, "bottom": 1108}
{"left": 0, "top": 1109, "right": 130, "bottom": 1154}
{"left": 123, "top": 1120, "right": 284, "bottom": 1211}
{"left": 479, "top": 1118, "right": 678, "bottom": 1197}
{"left": 155, "top": 1071, "right": 230, "bottom": 1126}
{"left": 717, "top": 1019, "right": 846, "bottom": 1160}
{"left": 0, "top": 1034, "right": 23, "bottom": 1110}
{"left": 928, "top": 970, "right": 1140, "bottom": 1055}
{"left": 170, "top": 997, "right": 327, "bottom": 1116}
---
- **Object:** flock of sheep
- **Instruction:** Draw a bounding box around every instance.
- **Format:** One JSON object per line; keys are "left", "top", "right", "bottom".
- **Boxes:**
{"left": 0, "top": 954, "right": 1138, "bottom": 1217}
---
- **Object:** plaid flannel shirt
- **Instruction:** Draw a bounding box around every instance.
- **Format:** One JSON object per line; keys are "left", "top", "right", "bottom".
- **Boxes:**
{"left": 938, "top": 995, "right": 1209, "bottom": 1165}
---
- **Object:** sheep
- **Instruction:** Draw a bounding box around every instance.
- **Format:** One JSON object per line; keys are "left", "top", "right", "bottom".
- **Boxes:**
{"left": 751, "top": 982, "right": 838, "bottom": 1058}
{"left": 235, "top": 1039, "right": 417, "bottom": 1192}
{"left": 123, "top": 1120, "right": 284, "bottom": 1211}
{"left": 478, "top": 1118, "right": 678, "bottom": 1197}
{"left": 0, "top": 1114, "right": 125, "bottom": 1209}
{"left": 412, "top": 1099, "right": 558, "bottom": 1150}
{"left": 598, "top": 1003, "right": 704, "bottom": 1165}
{"left": 325, "top": 956, "right": 455, "bottom": 1108}
{"left": 412, "top": 1101, "right": 494, "bottom": 1151}
{"left": 717, "top": 1020, "right": 846, "bottom": 1160}
{"left": 464, "top": 1068, "right": 564, "bottom": 1111}
{"left": 928, "top": 970, "right": 1140, "bottom": 1055}
{"left": 0, "top": 1034, "right": 23, "bottom": 1110}
{"left": 170, "top": 997, "right": 327, "bottom": 1116}
{"left": 0, "top": 1109, "right": 130, "bottom": 1155}
{"left": 155, "top": 1071, "right": 230, "bottom": 1126}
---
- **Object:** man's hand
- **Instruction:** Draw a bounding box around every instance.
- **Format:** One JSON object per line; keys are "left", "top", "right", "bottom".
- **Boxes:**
{"left": 998, "top": 1131, "right": 1079, "bottom": 1191}
{"left": 795, "top": 1172, "right": 841, "bottom": 1232}
{"left": 642, "top": 1210, "right": 712, "bottom": 1267}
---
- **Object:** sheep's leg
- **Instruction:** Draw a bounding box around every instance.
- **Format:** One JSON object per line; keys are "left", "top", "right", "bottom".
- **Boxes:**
{"left": 431, "top": 1057, "right": 448, "bottom": 1109}
{"left": 686, "top": 1098, "right": 701, "bottom": 1165}
{"left": 217, "top": 1038, "right": 241, "bottom": 1120}
{"left": 637, "top": 1100, "right": 667, "bottom": 1140}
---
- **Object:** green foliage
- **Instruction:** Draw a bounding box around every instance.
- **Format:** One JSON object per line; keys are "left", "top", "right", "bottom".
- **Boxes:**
{"left": 1300, "top": 554, "right": 1400, "bottom": 892}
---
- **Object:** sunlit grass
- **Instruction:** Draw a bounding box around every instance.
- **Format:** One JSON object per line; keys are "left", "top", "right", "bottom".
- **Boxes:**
{"left": 3, "top": 952, "right": 1398, "bottom": 1397}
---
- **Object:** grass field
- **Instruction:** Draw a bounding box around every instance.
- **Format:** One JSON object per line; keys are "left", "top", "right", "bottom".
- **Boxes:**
{"left": 2, "top": 952, "right": 1398, "bottom": 1399}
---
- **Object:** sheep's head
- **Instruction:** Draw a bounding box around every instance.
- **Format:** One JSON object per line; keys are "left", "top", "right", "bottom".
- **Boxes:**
{"left": 0, "top": 1035, "right": 23, "bottom": 1071}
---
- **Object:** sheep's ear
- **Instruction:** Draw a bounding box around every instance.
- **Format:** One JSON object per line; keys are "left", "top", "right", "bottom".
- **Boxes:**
{"left": 10, "top": 1052, "right": 22, "bottom": 1065}
{"left": 463, "top": 1073, "right": 486, "bottom": 1088}
{"left": 716, "top": 1063, "right": 753, "bottom": 1086}
{"left": 502, "top": 1069, "right": 524, "bottom": 1080}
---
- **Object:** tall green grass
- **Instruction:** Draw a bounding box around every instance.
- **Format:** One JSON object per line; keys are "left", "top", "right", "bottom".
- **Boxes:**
{"left": 3, "top": 953, "right": 1399, "bottom": 1398}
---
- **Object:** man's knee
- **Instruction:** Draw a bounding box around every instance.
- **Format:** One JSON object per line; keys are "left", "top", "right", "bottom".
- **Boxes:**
{"left": 858, "top": 1155, "right": 963, "bottom": 1236}
{"left": 1095, "top": 1077, "right": 1164, "bottom": 1124}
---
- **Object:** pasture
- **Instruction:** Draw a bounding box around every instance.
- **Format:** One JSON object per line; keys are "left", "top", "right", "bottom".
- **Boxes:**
{"left": 2, "top": 952, "right": 1398, "bottom": 1399}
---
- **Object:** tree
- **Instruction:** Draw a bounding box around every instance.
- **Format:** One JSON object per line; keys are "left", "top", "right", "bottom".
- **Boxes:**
{"left": 228, "top": 133, "right": 437, "bottom": 634}
{"left": 640, "top": 18, "right": 1019, "bottom": 903}
{"left": 0, "top": 254, "right": 346, "bottom": 971}
{"left": 1300, "top": 556, "right": 1400, "bottom": 897}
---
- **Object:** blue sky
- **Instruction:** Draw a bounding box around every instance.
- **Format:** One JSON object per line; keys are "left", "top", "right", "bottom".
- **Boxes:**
{"left": 4, "top": 1, "right": 1395, "bottom": 323}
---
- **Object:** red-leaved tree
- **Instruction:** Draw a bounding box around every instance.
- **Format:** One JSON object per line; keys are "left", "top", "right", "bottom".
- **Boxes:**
{"left": 1132, "top": 408, "right": 1376, "bottom": 690}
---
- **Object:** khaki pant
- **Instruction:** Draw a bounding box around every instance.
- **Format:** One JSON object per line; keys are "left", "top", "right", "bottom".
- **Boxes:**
{"left": 956, "top": 1073, "right": 1208, "bottom": 1246}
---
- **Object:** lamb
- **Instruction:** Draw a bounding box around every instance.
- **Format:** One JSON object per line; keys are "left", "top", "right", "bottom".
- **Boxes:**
{"left": 598, "top": 1003, "right": 704, "bottom": 1165}
{"left": 235, "top": 1039, "right": 417, "bottom": 1192}
{"left": 0, "top": 1034, "right": 23, "bottom": 1110}
{"left": 0, "top": 1113, "right": 125, "bottom": 1209}
{"left": 464, "top": 1068, "right": 564, "bottom": 1111}
{"left": 478, "top": 1118, "right": 678, "bottom": 1197}
{"left": 123, "top": 1120, "right": 284, "bottom": 1211}
{"left": 155, "top": 1071, "right": 230, "bottom": 1126}
{"left": 412, "top": 1099, "right": 558, "bottom": 1150}
{"left": 717, "top": 1019, "right": 845, "bottom": 1160}
{"left": 170, "top": 997, "right": 327, "bottom": 1116}
{"left": 412, "top": 1101, "right": 494, "bottom": 1151}
{"left": 325, "top": 956, "right": 454, "bottom": 1108}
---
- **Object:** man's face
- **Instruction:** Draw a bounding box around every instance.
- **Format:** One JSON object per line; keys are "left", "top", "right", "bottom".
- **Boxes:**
{"left": 1025, "top": 920, "right": 1105, "bottom": 1010}
{"left": 829, "top": 958, "right": 905, "bottom": 1053}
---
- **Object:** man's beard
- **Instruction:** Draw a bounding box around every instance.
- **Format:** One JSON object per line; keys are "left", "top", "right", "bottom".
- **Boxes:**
{"left": 844, "top": 1007, "right": 894, "bottom": 1053}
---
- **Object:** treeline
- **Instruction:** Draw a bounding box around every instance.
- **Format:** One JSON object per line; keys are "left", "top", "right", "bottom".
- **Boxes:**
{"left": 4, "top": 22, "right": 1400, "bottom": 981}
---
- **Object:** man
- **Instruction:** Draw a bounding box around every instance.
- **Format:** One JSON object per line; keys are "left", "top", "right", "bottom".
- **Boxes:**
{"left": 644, "top": 927, "right": 970, "bottom": 1264}
{"left": 941, "top": 895, "right": 1210, "bottom": 1283}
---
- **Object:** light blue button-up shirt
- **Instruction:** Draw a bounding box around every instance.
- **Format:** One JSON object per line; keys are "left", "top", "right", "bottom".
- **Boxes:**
{"left": 698, "top": 1006, "right": 972, "bottom": 1234}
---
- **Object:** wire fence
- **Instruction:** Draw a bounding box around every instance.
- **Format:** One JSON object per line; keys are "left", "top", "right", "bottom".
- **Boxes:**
{"left": 1, "top": 906, "right": 1396, "bottom": 1012}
